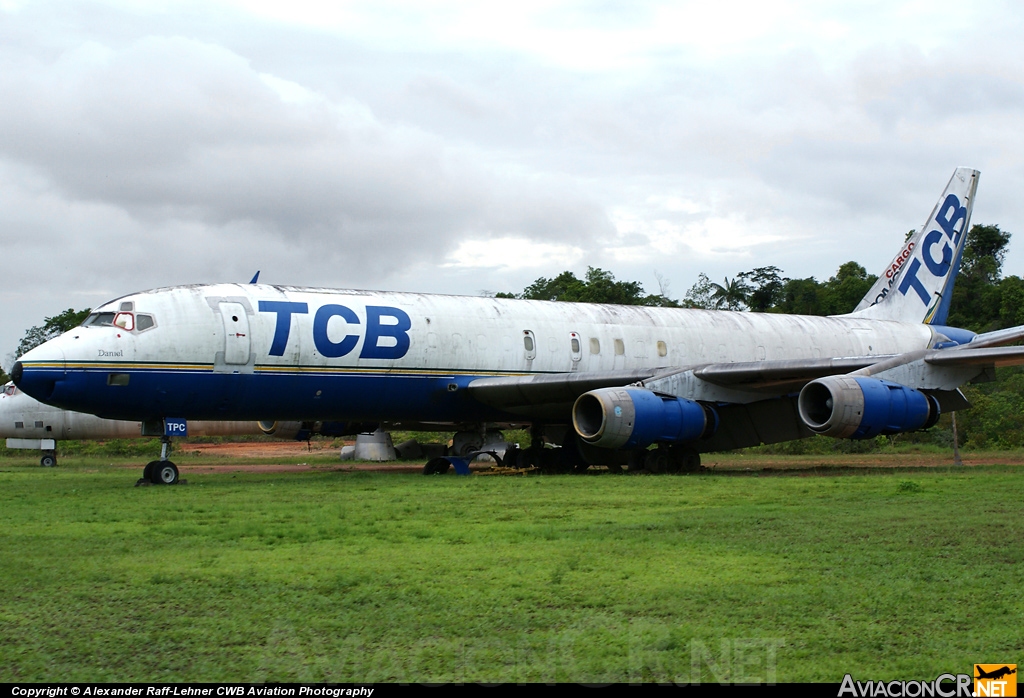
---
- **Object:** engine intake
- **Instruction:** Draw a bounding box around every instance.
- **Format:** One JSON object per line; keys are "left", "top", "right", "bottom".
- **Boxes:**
{"left": 798, "top": 376, "right": 940, "bottom": 439}
{"left": 572, "top": 387, "right": 717, "bottom": 449}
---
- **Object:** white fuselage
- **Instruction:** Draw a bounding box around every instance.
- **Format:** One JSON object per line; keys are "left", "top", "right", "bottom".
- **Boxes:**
{"left": 14, "top": 283, "right": 943, "bottom": 425}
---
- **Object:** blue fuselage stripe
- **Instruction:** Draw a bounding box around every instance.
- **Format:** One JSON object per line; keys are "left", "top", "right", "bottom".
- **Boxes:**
{"left": 20, "top": 365, "right": 519, "bottom": 422}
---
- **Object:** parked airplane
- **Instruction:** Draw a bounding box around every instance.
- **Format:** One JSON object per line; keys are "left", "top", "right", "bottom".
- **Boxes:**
{"left": 14, "top": 168, "right": 1024, "bottom": 483}
{"left": 1, "top": 380, "right": 266, "bottom": 471}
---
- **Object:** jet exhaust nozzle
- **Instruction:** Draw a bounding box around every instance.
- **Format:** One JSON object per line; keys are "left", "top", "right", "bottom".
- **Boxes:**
{"left": 798, "top": 376, "right": 939, "bottom": 439}
{"left": 572, "top": 387, "right": 717, "bottom": 450}
{"left": 258, "top": 420, "right": 312, "bottom": 441}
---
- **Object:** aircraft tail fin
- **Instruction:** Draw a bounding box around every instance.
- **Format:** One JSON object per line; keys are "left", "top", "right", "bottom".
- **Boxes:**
{"left": 853, "top": 227, "right": 923, "bottom": 312}
{"left": 852, "top": 167, "right": 979, "bottom": 324}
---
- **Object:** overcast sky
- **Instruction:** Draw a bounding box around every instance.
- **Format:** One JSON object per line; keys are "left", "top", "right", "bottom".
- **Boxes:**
{"left": 2, "top": 0, "right": 1024, "bottom": 368}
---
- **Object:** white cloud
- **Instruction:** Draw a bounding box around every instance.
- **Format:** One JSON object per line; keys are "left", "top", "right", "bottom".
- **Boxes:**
{"left": 442, "top": 237, "right": 585, "bottom": 270}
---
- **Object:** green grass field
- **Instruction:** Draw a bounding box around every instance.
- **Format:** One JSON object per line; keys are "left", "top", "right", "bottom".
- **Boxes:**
{"left": 1, "top": 457, "right": 1021, "bottom": 683}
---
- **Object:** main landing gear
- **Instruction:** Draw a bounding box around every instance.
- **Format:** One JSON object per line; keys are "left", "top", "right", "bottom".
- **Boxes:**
{"left": 138, "top": 435, "right": 180, "bottom": 486}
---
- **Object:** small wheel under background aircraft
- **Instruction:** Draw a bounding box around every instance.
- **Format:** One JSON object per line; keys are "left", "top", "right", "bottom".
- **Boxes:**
{"left": 148, "top": 460, "right": 179, "bottom": 485}
{"left": 40, "top": 453, "right": 57, "bottom": 468}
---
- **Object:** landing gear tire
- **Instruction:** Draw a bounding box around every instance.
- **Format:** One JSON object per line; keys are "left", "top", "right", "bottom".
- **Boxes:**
{"left": 150, "top": 461, "right": 179, "bottom": 485}
{"left": 679, "top": 449, "right": 702, "bottom": 472}
{"left": 559, "top": 433, "right": 589, "bottom": 474}
{"left": 627, "top": 450, "right": 647, "bottom": 473}
{"left": 423, "top": 458, "right": 452, "bottom": 475}
{"left": 645, "top": 450, "right": 671, "bottom": 474}
{"left": 40, "top": 453, "right": 57, "bottom": 468}
{"left": 503, "top": 445, "right": 521, "bottom": 468}
{"left": 143, "top": 460, "right": 158, "bottom": 481}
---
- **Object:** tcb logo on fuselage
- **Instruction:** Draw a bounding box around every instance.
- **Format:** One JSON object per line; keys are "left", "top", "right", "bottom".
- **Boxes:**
{"left": 258, "top": 301, "right": 411, "bottom": 359}
{"left": 897, "top": 193, "right": 968, "bottom": 305}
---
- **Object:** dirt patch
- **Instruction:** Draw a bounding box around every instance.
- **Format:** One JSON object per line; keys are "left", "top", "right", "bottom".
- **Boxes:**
{"left": 181, "top": 441, "right": 344, "bottom": 459}
{"left": 179, "top": 463, "right": 427, "bottom": 473}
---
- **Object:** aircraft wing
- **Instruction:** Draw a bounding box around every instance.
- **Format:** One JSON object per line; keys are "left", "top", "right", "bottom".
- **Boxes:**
{"left": 469, "top": 337, "right": 1024, "bottom": 418}
{"left": 467, "top": 356, "right": 896, "bottom": 415}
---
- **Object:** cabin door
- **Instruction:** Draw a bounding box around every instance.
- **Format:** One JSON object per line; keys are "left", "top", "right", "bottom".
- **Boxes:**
{"left": 219, "top": 302, "right": 252, "bottom": 365}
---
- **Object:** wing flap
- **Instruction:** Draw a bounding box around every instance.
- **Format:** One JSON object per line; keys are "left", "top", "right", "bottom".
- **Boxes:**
{"left": 691, "top": 356, "right": 897, "bottom": 388}
{"left": 467, "top": 368, "right": 659, "bottom": 414}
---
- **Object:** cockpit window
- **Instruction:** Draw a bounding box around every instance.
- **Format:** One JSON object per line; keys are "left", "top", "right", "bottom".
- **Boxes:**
{"left": 82, "top": 310, "right": 156, "bottom": 332}
{"left": 82, "top": 312, "right": 116, "bottom": 327}
{"left": 114, "top": 312, "right": 134, "bottom": 331}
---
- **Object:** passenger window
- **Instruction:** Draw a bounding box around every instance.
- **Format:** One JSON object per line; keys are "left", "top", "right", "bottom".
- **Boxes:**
{"left": 614, "top": 339, "right": 625, "bottom": 356}
{"left": 136, "top": 314, "right": 155, "bottom": 331}
{"left": 589, "top": 338, "right": 600, "bottom": 354}
{"left": 571, "top": 337, "right": 581, "bottom": 354}
{"left": 657, "top": 341, "right": 668, "bottom": 357}
{"left": 523, "top": 330, "right": 537, "bottom": 360}
{"left": 114, "top": 312, "right": 134, "bottom": 331}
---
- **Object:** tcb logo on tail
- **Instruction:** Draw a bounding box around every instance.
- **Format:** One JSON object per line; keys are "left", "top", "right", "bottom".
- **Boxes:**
{"left": 897, "top": 193, "right": 968, "bottom": 307}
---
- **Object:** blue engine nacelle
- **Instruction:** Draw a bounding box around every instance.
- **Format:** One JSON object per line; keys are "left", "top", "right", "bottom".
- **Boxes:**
{"left": 797, "top": 376, "right": 940, "bottom": 439}
{"left": 572, "top": 387, "right": 717, "bottom": 449}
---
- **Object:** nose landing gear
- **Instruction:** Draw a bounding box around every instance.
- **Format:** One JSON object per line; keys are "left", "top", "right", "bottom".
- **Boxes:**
{"left": 138, "top": 435, "right": 179, "bottom": 486}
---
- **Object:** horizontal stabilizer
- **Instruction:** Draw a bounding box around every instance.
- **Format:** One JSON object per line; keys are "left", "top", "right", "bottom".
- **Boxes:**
{"left": 964, "top": 325, "right": 1024, "bottom": 349}
{"left": 926, "top": 344, "right": 1024, "bottom": 368}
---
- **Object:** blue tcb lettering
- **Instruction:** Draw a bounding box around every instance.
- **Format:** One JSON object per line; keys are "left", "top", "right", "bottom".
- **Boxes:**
{"left": 313, "top": 304, "right": 360, "bottom": 358}
{"left": 258, "top": 301, "right": 309, "bottom": 356}
{"left": 360, "top": 306, "right": 412, "bottom": 359}
{"left": 898, "top": 194, "right": 964, "bottom": 305}
{"left": 260, "top": 301, "right": 411, "bottom": 359}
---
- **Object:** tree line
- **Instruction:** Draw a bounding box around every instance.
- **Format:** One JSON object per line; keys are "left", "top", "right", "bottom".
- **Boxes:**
{"left": 498, "top": 224, "right": 1020, "bottom": 335}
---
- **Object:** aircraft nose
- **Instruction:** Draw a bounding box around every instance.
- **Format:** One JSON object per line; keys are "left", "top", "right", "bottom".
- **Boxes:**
{"left": 12, "top": 344, "right": 66, "bottom": 403}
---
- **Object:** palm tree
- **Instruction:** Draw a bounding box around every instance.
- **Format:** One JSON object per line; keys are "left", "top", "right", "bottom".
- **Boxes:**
{"left": 709, "top": 276, "right": 750, "bottom": 311}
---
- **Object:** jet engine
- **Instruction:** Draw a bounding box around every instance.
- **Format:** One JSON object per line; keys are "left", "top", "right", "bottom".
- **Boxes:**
{"left": 258, "top": 420, "right": 313, "bottom": 441}
{"left": 572, "top": 387, "right": 717, "bottom": 449}
{"left": 797, "top": 376, "right": 940, "bottom": 439}
{"left": 258, "top": 420, "right": 380, "bottom": 440}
